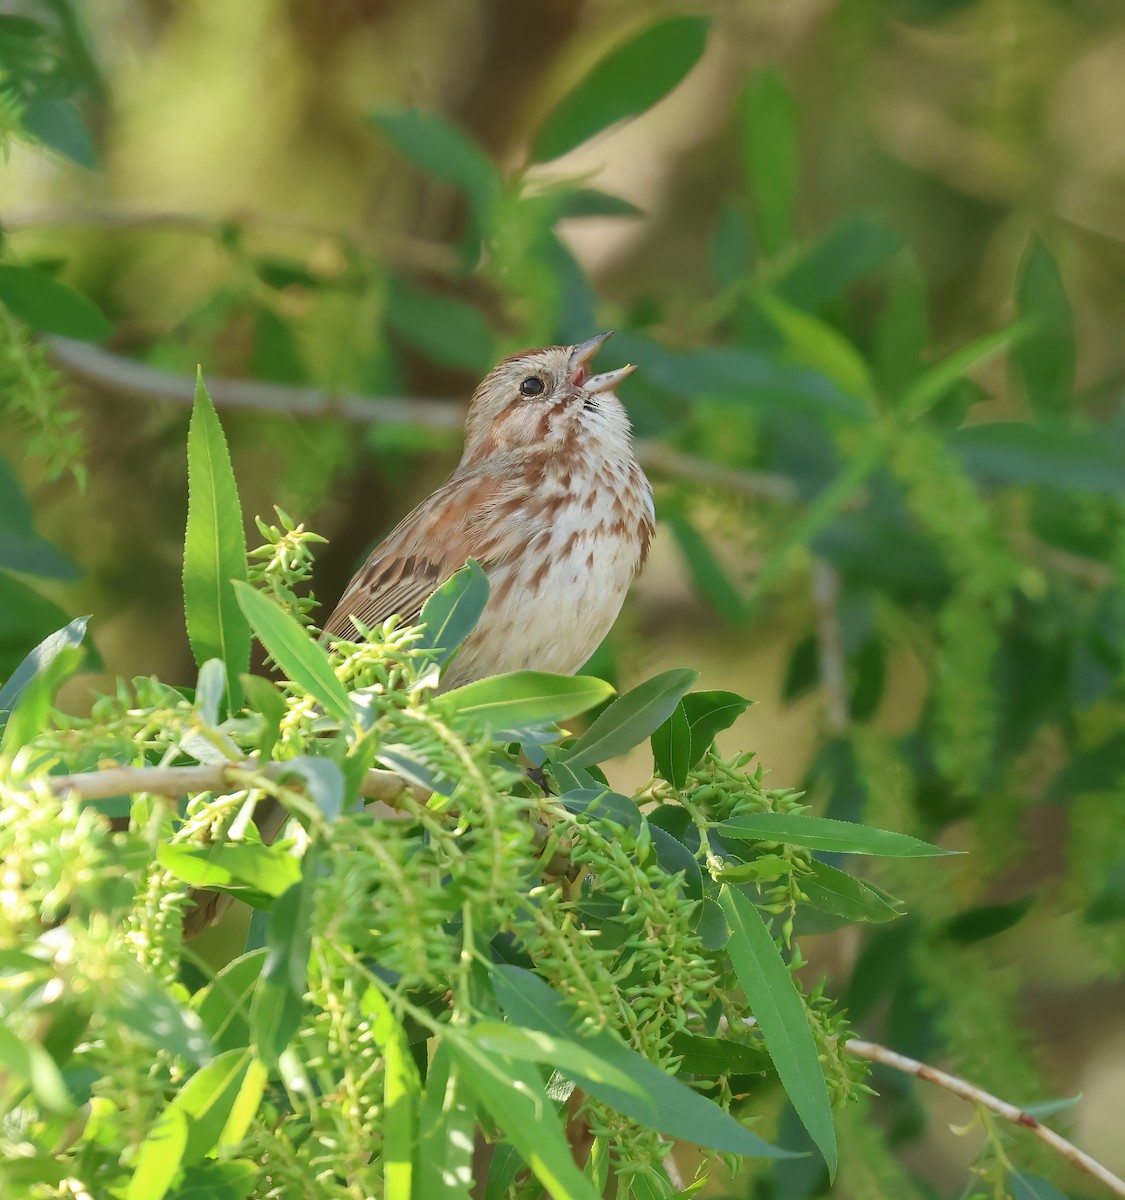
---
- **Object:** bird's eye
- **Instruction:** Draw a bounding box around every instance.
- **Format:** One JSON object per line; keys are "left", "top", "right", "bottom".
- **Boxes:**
{"left": 519, "top": 376, "right": 545, "bottom": 397}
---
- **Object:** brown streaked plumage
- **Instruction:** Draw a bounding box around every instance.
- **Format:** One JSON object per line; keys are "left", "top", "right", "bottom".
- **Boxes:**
{"left": 321, "top": 333, "right": 654, "bottom": 689}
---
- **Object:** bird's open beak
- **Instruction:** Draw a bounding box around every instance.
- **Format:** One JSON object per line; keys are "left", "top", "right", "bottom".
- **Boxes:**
{"left": 569, "top": 331, "right": 638, "bottom": 394}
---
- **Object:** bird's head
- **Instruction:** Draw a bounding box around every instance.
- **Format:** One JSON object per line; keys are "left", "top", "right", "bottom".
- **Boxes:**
{"left": 460, "top": 332, "right": 637, "bottom": 467}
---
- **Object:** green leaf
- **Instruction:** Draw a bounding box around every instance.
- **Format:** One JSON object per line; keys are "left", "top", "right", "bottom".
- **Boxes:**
{"left": 897, "top": 321, "right": 1032, "bottom": 422}
{"left": 0, "top": 1018, "right": 72, "bottom": 1112}
{"left": 0, "top": 265, "right": 112, "bottom": 339}
{"left": 250, "top": 857, "right": 316, "bottom": 1067}
{"left": 184, "top": 373, "right": 251, "bottom": 713}
{"left": 442, "top": 671, "right": 613, "bottom": 729}
{"left": 0, "top": 643, "right": 84, "bottom": 753}
{"left": 718, "top": 885, "right": 836, "bottom": 1174}
{"left": 680, "top": 690, "right": 753, "bottom": 765}
{"left": 233, "top": 582, "right": 353, "bottom": 722}
{"left": 776, "top": 212, "right": 903, "bottom": 314}
{"left": 875, "top": 251, "right": 927, "bottom": 397}
{"left": 667, "top": 516, "right": 747, "bottom": 624}
{"left": 359, "top": 985, "right": 420, "bottom": 1200}
{"left": 649, "top": 824, "right": 703, "bottom": 902}
{"left": 492, "top": 966, "right": 794, "bottom": 1158}
{"left": 0, "top": 615, "right": 88, "bottom": 734}
{"left": 0, "top": 459, "right": 79, "bottom": 580}
{"left": 105, "top": 960, "right": 213, "bottom": 1068}
{"left": 757, "top": 293, "right": 873, "bottom": 402}
{"left": 240, "top": 674, "right": 286, "bottom": 762}
{"left": 191, "top": 949, "right": 267, "bottom": 1054}
{"left": 651, "top": 698, "right": 691, "bottom": 788}
{"left": 945, "top": 896, "right": 1033, "bottom": 943}
{"left": 1012, "top": 236, "right": 1075, "bottom": 422}
{"left": 798, "top": 860, "right": 905, "bottom": 924}
{"left": 127, "top": 1049, "right": 252, "bottom": 1200}
{"left": 385, "top": 275, "right": 495, "bottom": 372}
{"left": 669, "top": 1030, "right": 771, "bottom": 1077}
{"left": 562, "top": 668, "right": 698, "bottom": 768}
{"left": 532, "top": 17, "right": 711, "bottom": 162}
{"left": 416, "top": 559, "right": 490, "bottom": 667}
{"left": 158, "top": 842, "right": 301, "bottom": 900}
{"left": 559, "top": 787, "right": 644, "bottom": 833}
{"left": 553, "top": 189, "right": 643, "bottom": 219}
{"left": 951, "top": 421, "right": 1125, "bottom": 495}
{"left": 277, "top": 755, "right": 346, "bottom": 824}
{"left": 416, "top": 1041, "right": 475, "bottom": 1200}
{"left": 371, "top": 108, "right": 498, "bottom": 221}
{"left": 167, "top": 1160, "right": 257, "bottom": 1200}
{"left": 740, "top": 68, "right": 798, "bottom": 256}
{"left": 1009, "top": 1171, "right": 1070, "bottom": 1200}
{"left": 716, "top": 812, "right": 955, "bottom": 857}
{"left": 448, "top": 1036, "right": 600, "bottom": 1200}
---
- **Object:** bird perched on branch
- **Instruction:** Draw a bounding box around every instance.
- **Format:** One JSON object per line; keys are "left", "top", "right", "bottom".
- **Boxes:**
{"left": 321, "top": 331, "right": 654, "bottom": 685}
{"left": 185, "top": 334, "right": 651, "bottom": 935}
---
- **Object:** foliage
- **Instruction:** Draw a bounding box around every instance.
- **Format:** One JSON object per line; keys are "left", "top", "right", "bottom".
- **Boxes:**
{"left": 1, "top": 1, "right": 1124, "bottom": 1197}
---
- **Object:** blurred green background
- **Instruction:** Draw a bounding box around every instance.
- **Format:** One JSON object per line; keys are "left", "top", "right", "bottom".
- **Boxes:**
{"left": 2, "top": 0, "right": 1125, "bottom": 1196}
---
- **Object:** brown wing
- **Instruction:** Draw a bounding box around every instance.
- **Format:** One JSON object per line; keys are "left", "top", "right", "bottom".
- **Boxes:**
{"left": 320, "top": 469, "right": 517, "bottom": 640}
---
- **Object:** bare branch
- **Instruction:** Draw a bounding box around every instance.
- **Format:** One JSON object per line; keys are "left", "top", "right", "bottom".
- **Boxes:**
{"left": 844, "top": 1039, "right": 1125, "bottom": 1198}
{"left": 47, "top": 759, "right": 426, "bottom": 806}
{"left": 44, "top": 336, "right": 799, "bottom": 503}
{"left": 1, "top": 205, "right": 456, "bottom": 272}
{"left": 45, "top": 336, "right": 465, "bottom": 432}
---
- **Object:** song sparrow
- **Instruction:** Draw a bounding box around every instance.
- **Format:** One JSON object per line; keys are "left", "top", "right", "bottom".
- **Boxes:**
{"left": 322, "top": 332, "right": 654, "bottom": 686}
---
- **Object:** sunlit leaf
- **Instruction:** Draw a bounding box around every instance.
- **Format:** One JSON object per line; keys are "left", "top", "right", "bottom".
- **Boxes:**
{"left": 562, "top": 668, "right": 698, "bottom": 768}
{"left": 234, "top": 582, "right": 352, "bottom": 722}
{"left": 0, "top": 614, "right": 88, "bottom": 735}
{"left": 184, "top": 373, "right": 250, "bottom": 713}
{"left": 442, "top": 671, "right": 613, "bottom": 728}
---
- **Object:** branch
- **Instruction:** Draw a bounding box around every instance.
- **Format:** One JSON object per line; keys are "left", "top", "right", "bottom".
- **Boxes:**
{"left": 843, "top": 1039, "right": 1125, "bottom": 1198}
{"left": 1, "top": 205, "right": 456, "bottom": 272}
{"left": 47, "top": 759, "right": 425, "bottom": 806}
{"left": 44, "top": 336, "right": 798, "bottom": 503}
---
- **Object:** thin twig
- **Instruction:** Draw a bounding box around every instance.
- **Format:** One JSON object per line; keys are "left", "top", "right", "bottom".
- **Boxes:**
{"left": 811, "top": 558, "right": 849, "bottom": 735}
{"left": 44, "top": 336, "right": 799, "bottom": 502}
{"left": 0, "top": 205, "right": 456, "bottom": 272}
{"left": 844, "top": 1039, "right": 1125, "bottom": 1199}
{"left": 47, "top": 759, "right": 425, "bottom": 805}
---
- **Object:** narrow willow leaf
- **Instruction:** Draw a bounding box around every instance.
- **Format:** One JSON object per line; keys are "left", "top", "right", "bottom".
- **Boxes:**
{"left": 127, "top": 1050, "right": 252, "bottom": 1200}
{"left": 0, "top": 265, "right": 112, "bottom": 340}
{"left": 718, "top": 886, "right": 836, "bottom": 1174}
{"left": 0, "top": 1020, "right": 71, "bottom": 1112}
{"left": 386, "top": 276, "right": 495, "bottom": 372}
{"left": 740, "top": 67, "right": 798, "bottom": 255}
{"left": 799, "top": 860, "right": 904, "bottom": 924}
{"left": 371, "top": 108, "right": 498, "bottom": 221}
{"left": 559, "top": 787, "right": 644, "bottom": 833}
{"left": 184, "top": 373, "right": 250, "bottom": 713}
{"left": 951, "top": 421, "right": 1125, "bottom": 495}
{"left": 442, "top": 671, "right": 613, "bottom": 728}
{"left": 240, "top": 674, "right": 286, "bottom": 763}
{"left": 104, "top": 960, "right": 212, "bottom": 1068}
{"left": 449, "top": 1037, "right": 600, "bottom": 1200}
{"left": 667, "top": 516, "right": 746, "bottom": 624}
{"left": 415, "top": 559, "right": 490, "bottom": 666}
{"left": 492, "top": 966, "right": 794, "bottom": 1158}
{"left": 233, "top": 582, "right": 352, "bottom": 721}
{"left": 276, "top": 756, "right": 346, "bottom": 823}
{"left": 563, "top": 668, "right": 698, "bottom": 768}
{"left": 651, "top": 699, "right": 691, "bottom": 788}
{"left": 897, "top": 321, "right": 1032, "bottom": 422}
{"left": 757, "top": 293, "right": 873, "bottom": 402}
{"left": 716, "top": 812, "right": 955, "bottom": 857}
{"left": 680, "top": 690, "right": 752, "bottom": 766}
{"left": 532, "top": 17, "right": 711, "bottom": 162}
{"left": 0, "top": 615, "right": 88, "bottom": 735}
{"left": 669, "top": 1031, "right": 771, "bottom": 1077}
{"left": 158, "top": 842, "right": 301, "bottom": 899}
{"left": 416, "top": 1041, "right": 475, "bottom": 1200}
{"left": 876, "top": 251, "right": 928, "bottom": 397}
{"left": 776, "top": 212, "right": 902, "bottom": 314}
{"left": 191, "top": 949, "right": 267, "bottom": 1054}
{"left": 361, "top": 986, "right": 420, "bottom": 1200}
{"left": 1013, "top": 236, "right": 1075, "bottom": 422}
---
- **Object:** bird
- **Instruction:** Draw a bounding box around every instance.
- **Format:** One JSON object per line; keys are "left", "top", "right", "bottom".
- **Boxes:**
{"left": 320, "top": 332, "right": 654, "bottom": 688}
{"left": 184, "top": 335, "right": 651, "bottom": 936}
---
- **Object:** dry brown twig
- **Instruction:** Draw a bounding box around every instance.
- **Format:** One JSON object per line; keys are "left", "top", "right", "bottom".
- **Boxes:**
{"left": 843, "top": 1039, "right": 1125, "bottom": 1199}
